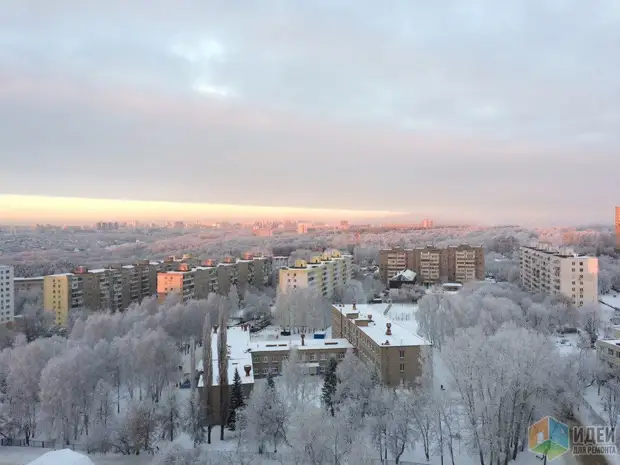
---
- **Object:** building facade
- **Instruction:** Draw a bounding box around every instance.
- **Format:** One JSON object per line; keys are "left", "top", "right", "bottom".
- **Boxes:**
{"left": 519, "top": 244, "right": 598, "bottom": 307}
{"left": 250, "top": 336, "right": 352, "bottom": 378}
{"left": 157, "top": 264, "right": 195, "bottom": 302}
{"left": 13, "top": 276, "right": 44, "bottom": 296}
{"left": 277, "top": 251, "right": 354, "bottom": 298}
{"left": 331, "top": 303, "right": 430, "bottom": 387}
{"left": 0, "top": 265, "right": 15, "bottom": 325}
{"left": 379, "top": 245, "right": 484, "bottom": 285}
{"left": 43, "top": 272, "right": 99, "bottom": 326}
{"left": 616, "top": 206, "right": 620, "bottom": 251}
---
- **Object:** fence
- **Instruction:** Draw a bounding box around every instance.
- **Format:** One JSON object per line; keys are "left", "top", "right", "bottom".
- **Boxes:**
{"left": 371, "top": 461, "right": 429, "bottom": 465}
{"left": 1, "top": 438, "right": 87, "bottom": 451}
{"left": 1, "top": 438, "right": 55, "bottom": 448}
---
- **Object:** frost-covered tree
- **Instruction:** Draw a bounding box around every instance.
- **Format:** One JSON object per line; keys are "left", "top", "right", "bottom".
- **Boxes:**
{"left": 201, "top": 306, "right": 214, "bottom": 444}
{"left": 184, "top": 389, "right": 205, "bottom": 448}
{"left": 603, "top": 378, "right": 620, "bottom": 432}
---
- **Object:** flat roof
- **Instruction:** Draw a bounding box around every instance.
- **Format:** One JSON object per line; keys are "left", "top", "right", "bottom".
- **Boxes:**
{"left": 14, "top": 276, "right": 44, "bottom": 281}
{"left": 197, "top": 326, "right": 254, "bottom": 386}
{"left": 250, "top": 338, "right": 353, "bottom": 352}
{"left": 333, "top": 303, "right": 430, "bottom": 347}
{"left": 598, "top": 339, "right": 620, "bottom": 345}
{"left": 520, "top": 245, "right": 589, "bottom": 259}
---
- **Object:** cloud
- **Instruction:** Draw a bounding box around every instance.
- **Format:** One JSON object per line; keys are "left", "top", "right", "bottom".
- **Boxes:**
{"left": 0, "top": 0, "right": 618, "bottom": 225}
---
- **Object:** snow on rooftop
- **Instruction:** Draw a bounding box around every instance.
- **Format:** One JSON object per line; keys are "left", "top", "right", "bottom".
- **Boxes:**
{"left": 197, "top": 326, "right": 254, "bottom": 387}
{"left": 443, "top": 283, "right": 463, "bottom": 287}
{"left": 250, "top": 338, "right": 353, "bottom": 352}
{"left": 27, "top": 449, "right": 95, "bottom": 465}
{"left": 597, "top": 339, "right": 620, "bottom": 345}
{"left": 334, "top": 304, "right": 430, "bottom": 347}
{"left": 14, "top": 276, "right": 44, "bottom": 281}
{"left": 89, "top": 268, "right": 106, "bottom": 274}
{"left": 391, "top": 269, "right": 416, "bottom": 281}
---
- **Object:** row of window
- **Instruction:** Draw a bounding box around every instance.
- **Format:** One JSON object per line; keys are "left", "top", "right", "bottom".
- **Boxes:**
{"left": 254, "top": 352, "right": 345, "bottom": 363}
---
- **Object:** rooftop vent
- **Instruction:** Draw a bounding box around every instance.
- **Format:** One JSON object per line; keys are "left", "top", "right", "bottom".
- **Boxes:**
{"left": 324, "top": 341, "right": 338, "bottom": 346}
{"left": 386, "top": 322, "right": 392, "bottom": 336}
{"left": 243, "top": 365, "right": 252, "bottom": 377}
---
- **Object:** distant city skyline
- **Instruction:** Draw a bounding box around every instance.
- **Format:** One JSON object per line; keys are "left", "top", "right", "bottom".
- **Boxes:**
{"left": 0, "top": 2, "right": 618, "bottom": 224}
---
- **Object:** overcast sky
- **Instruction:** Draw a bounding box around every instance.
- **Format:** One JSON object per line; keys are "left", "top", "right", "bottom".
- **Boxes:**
{"left": 0, "top": 1, "right": 618, "bottom": 225}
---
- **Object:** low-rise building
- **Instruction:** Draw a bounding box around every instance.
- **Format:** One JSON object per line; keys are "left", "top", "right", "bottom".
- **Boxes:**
{"left": 331, "top": 303, "right": 430, "bottom": 387}
{"left": 249, "top": 335, "right": 353, "bottom": 378}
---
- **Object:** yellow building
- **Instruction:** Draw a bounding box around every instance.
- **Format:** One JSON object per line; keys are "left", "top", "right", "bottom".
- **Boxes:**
{"left": 43, "top": 271, "right": 98, "bottom": 326}
{"left": 278, "top": 251, "right": 354, "bottom": 298}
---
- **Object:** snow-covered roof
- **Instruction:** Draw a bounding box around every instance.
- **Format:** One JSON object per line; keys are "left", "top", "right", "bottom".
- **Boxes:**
{"left": 27, "top": 449, "right": 95, "bottom": 465}
{"left": 197, "top": 326, "right": 254, "bottom": 387}
{"left": 14, "top": 276, "right": 44, "bottom": 281}
{"left": 597, "top": 339, "right": 620, "bottom": 346}
{"left": 443, "top": 283, "right": 463, "bottom": 288}
{"left": 390, "top": 269, "right": 416, "bottom": 281}
{"left": 89, "top": 268, "right": 106, "bottom": 274}
{"left": 334, "top": 304, "right": 430, "bottom": 347}
{"left": 250, "top": 338, "right": 353, "bottom": 352}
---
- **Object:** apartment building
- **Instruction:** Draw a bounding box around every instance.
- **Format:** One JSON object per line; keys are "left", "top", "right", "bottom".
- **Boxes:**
{"left": 519, "top": 244, "right": 598, "bottom": 307}
{"left": 217, "top": 257, "right": 239, "bottom": 295}
{"left": 157, "top": 263, "right": 195, "bottom": 302}
{"left": 43, "top": 272, "right": 99, "bottom": 326}
{"left": 0, "top": 266, "right": 15, "bottom": 325}
{"left": 87, "top": 267, "right": 129, "bottom": 313}
{"left": 236, "top": 253, "right": 270, "bottom": 293}
{"left": 379, "top": 245, "right": 484, "bottom": 285}
{"left": 379, "top": 248, "right": 412, "bottom": 285}
{"left": 331, "top": 303, "right": 430, "bottom": 387}
{"left": 194, "top": 261, "right": 219, "bottom": 299}
{"left": 616, "top": 206, "right": 620, "bottom": 251}
{"left": 277, "top": 251, "right": 354, "bottom": 298}
{"left": 250, "top": 334, "right": 353, "bottom": 378}
{"left": 13, "top": 276, "right": 44, "bottom": 296}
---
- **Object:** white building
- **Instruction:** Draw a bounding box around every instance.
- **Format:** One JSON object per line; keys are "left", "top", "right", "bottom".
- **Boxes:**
{"left": 519, "top": 244, "right": 598, "bottom": 307}
{"left": 0, "top": 265, "right": 15, "bottom": 325}
{"left": 278, "top": 251, "right": 354, "bottom": 298}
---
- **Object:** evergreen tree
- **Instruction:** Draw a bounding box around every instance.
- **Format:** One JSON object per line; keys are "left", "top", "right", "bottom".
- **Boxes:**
{"left": 322, "top": 357, "right": 338, "bottom": 416}
{"left": 226, "top": 368, "right": 245, "bottom": 431}
{"left": 267, "top": 372, "right": 275, "bottom": 389}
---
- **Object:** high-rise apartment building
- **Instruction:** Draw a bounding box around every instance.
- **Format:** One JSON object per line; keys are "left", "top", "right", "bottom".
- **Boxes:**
{"left": 43, "top": 272, "right": 99, "bottom": 326}
{"left": 194, "top": 261, "right": 219, "bottom": 299}
{"left": 379, "top": 245, "right": 484, "bottom": 285}
{"left": 217, "top": 257, "right": 239, "bottom": 295}
{"left": 519, "top": 244, "right": 598, "bottom": 307}
{"left": 13, "top": 276, "right": 44, "bottom": 296}
{"left": 616, "top": 206, "right": 620, "bottom": 251}
{"left": 0, "top": 265, "right": 15, "bottom": 325}
{"left": 157, "top": 263, "right": 195, "bottom": 303}
{"left": 278, "top": 251, "right": 354, "bottom": 298}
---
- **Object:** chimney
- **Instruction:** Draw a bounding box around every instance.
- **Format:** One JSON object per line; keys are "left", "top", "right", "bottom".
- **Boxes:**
{"left": 213, "top": 324, "right": 219, "bottom": 334}
{"left": 301, "top": 333, "right": 305, "bottom": 346}
{"left": 386, "top": 322, "right": 392, "bottom": 336}
{"left": 244, "top": 364, "right": 252, "bottom": 377}
{"left": 352, "top": 303, "right": 357, "bottom": 310}
{"left": 368, "top": 314, "right": 373, "bottom": 322}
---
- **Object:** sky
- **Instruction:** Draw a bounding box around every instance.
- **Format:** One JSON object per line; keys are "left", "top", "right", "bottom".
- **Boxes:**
{"left": 0, "top": 1, "right": 619, "bottom": 226}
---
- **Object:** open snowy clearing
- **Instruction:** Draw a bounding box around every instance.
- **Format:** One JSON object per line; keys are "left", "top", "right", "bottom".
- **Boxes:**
{"left": 0, "top": 448, "right": 152, "bottom": 465}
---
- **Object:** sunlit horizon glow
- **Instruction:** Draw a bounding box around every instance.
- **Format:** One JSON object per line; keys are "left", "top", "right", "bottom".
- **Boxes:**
{"left": 0, "top": 195, "right": 406, "bottom": 224}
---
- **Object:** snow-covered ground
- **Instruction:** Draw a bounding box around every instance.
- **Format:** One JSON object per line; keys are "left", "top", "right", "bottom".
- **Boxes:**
{"left": 0, "top": 448, "right": 152, "bottom": 465}
{"left": 385, "top": 303, "right": 420, "bottom": 335}
{"left": 601, "top": 293, "right": 620, "bottom": 310}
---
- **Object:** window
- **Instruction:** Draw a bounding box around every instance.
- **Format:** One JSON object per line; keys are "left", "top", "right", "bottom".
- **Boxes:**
{"left": 399, "top": 350, "right": 405, "bottom": 359}
{"left": 338, "top": 353, "right": 345, "bottom": 360}
{"left": 320, "top": 353, "right": 327, "bottom": 361}
{"left": 399, "top": 363, "right": 405, "bottom": 373}
{"left": 609, "top": 348, "right": 615, "bottom": 356}
{"left": 263, "top": 356, "right": 268, "bottom": 362}
{"left": 308, "top": 354, "right": 316, "bottom": 361}
{"left": 262, "top": 368, "right": 268, "bottom": 375}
